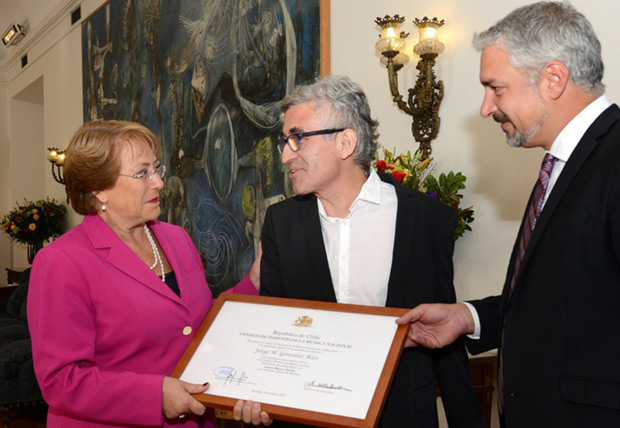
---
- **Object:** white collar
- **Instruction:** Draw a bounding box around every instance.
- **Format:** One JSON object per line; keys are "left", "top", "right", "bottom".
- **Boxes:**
{"left": 548, "top": 95, "right": 611, "bottom": 162}
{"left": 317, "top": 169, "right": 382, "bottom": 220}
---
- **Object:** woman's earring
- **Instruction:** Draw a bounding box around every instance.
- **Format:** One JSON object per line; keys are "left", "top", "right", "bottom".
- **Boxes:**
{"left": 101, "top": 203, "right": 107, "bottom": 212}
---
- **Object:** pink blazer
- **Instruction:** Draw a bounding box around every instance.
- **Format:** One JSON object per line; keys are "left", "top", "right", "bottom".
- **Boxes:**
{"left": 28, "top": 215, "right": 257, "bottom": 427}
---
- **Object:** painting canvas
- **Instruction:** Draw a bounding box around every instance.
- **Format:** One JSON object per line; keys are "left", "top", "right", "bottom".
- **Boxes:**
{"left": 82, "top": 0, "right": 324, "bottom": 295}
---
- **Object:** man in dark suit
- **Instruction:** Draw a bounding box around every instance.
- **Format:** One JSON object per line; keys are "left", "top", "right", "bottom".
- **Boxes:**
{"left": 397, "top": 2, "right": 620, "bottom": 427}
{"left": 260, "top": 75, "right": 485, "bottom": 428}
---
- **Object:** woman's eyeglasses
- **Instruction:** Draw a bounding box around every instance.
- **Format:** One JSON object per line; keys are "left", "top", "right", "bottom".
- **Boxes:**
{"left": 119, "top": 164, "right": 166, "bottom": 181}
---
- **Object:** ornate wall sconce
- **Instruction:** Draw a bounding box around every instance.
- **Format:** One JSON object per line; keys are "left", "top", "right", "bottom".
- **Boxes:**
{"left": 375, "top": 15, "right": 445, "bottom": 159}
{"left": 47, "top": 147, "right": 69, "bottom": 201}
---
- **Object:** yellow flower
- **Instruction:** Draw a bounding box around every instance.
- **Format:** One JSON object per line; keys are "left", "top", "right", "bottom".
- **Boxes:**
{"left": 417, "top": 158, "right": 431, "bottom": 171}
{"left": 11, "top": 225, "right": 18, "bottom": 232}
{"left": 32, "top": 209, "right": 39, "bottom": 213}
{"left": 33, "top": 214, "right": 40, "bottom": 220}
{"left": 29, "top": 223, "right": 36, "bottom": 231}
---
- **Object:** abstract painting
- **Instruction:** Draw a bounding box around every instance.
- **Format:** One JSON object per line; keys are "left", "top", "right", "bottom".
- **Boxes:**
{"left": 82, "top": 0, "right": 325, "bottom": 295}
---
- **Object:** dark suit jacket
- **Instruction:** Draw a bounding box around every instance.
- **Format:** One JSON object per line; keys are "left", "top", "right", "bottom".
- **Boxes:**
{"left": 466, "top": 105, "right": 620, "bottom": 427}
{"left": 261, "top": 172, "right": 486, "bottom": 428}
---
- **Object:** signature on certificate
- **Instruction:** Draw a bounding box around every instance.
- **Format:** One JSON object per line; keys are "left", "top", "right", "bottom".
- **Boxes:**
{"left": 304, "top": 380, "right": 351, "bottom": 392}
{"left": 224, "top": 370, "right": 251, "bottom": 387}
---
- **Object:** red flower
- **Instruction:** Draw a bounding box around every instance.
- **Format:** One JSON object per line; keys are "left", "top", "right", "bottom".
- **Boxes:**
{"left": 391, "top": 171, "right": 406, "bottom": 183}
{"left": 375, "top": 160, "right": 387, "bottom": 172}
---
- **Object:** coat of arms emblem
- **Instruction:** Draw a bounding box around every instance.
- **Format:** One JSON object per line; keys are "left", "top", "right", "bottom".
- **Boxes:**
{"left": 293, "top": 315, "right": 313, "bottom": 327}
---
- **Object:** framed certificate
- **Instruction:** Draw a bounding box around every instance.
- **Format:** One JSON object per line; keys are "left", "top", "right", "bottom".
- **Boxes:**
{"left": 172, "top": 294, "right": 409, "bottom": 428}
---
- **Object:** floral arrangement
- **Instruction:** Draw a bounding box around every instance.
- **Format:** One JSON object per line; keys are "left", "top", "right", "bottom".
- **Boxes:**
{"left": 1, "top": 198, "right": 66, "bottom": 245}
{"left": 374, "top": 149, "right": 474, "bottom": 239}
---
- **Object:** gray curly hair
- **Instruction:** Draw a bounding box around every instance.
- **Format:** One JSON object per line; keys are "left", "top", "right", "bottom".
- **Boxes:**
{"left": 281, "top": 75, "right": 380, "bottom": 173}
{"left": 473, "top": 1, "right": 604, "bottom": 95}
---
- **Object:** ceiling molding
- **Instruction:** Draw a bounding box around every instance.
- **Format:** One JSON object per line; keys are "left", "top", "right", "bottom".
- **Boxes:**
{"left": 0, "top": 0, "right": 82, "bottom": 72}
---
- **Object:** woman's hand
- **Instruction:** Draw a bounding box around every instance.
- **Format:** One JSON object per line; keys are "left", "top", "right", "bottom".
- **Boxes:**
{"left": 233, "top": 399, "right": 272, "bottom": 426}
{"left": 162, "top": 376, "right": 209, "bottom": 419}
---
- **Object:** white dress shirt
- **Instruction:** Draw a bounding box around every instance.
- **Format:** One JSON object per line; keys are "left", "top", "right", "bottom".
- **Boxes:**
{"left": 465, "top": 95, "right": 612, "bottom": 338}
{"left": 317, "top": 169, "right": 398, "bottom": 306}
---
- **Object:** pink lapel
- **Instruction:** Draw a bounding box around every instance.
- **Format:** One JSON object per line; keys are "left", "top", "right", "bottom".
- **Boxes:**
{"left": 81, "top": 215, "right": 184, "bottom": 302}
{"left": 148, "top": 220, "right": 196, "bottom": 306}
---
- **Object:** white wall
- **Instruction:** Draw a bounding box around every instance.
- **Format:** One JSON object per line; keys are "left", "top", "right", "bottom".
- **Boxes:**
{"left": 5, "top": 10, "right": 84, "bottom": 211}
{"left": 330, "top": 0, "right": 620, "bottom": 300}
{"left": 0, "top": 0, "right": 94, "bottom": 275}
{"left": 0, "top": 71, "right": 9, "bottom": 273}
{"left": 8, "top": 94, "right": 44, "bottom": 266}
{"left": 1, "top": 0, "right": 619, "bottom": 297}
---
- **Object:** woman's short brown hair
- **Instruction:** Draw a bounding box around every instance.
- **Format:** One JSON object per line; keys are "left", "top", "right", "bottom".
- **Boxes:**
{"left": 65, "top": 120, "right": 161, "bottom": 215}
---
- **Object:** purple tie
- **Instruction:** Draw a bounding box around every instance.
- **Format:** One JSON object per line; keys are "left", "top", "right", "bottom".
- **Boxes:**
{"left": 498, "top": 153, "right": 557, "bottom": 414}
{"left": 509, "top": 153, "right": 557, "bottom": 294}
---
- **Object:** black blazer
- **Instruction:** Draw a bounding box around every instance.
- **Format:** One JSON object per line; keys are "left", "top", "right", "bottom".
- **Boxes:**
{"left": 467, "top": 105, "right": 620, "bottom": 427}
{"left": 261, "top": 172, "right": 486, "bottom": 428}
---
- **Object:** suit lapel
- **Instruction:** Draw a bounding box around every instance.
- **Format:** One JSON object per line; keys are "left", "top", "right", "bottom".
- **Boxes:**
{"left": 509, "top": 105, "right": 620, "bottom": 299}
{"left": 83, "top": 215, "right": 182, "bottom": 302}
{"left": 301, "top": 197, "right": 338, "bottom": 302}
{"left": 377, "top": 173, "right": 414, "bottom": 307}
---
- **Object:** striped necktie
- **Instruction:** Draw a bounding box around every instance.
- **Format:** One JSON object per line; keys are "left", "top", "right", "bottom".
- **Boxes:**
{"left": 509, "top": 152, "right": 557, "bottom": 294}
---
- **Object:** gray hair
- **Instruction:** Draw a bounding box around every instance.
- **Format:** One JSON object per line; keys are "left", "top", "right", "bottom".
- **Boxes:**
{"left": 473, "top": 1, "right": 604, "bottom": 95}
{"left": 280, "top": 75, "right": 380, "bottom": 173}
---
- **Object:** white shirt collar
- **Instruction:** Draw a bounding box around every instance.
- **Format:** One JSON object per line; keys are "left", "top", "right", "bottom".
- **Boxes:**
{"left": 317, "top": 169, "right": 382, "bottom": 220}
{"left": 355, "top": 169, "right": 382, "bottom": 205}
{"left": 549, "top": 95, "right": 612, "bottom": 162}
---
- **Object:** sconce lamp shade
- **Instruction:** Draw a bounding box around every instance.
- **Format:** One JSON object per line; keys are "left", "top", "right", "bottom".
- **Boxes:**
{"left": 56, "top": 153, "right": 66, "bottom": 166}
{"left": 375, "top": 15, "right": 408, "bottom": 54}
{"left": 47, "top": 147, "right": 66, "bottom": 166}
{"left": 47, "top": 148, "right": 59, "bottom": 162}
{"left": 2, "top": 23, "right": 26, "bottom": 47}
{"left": 47, "top": 147, "right": 68, "bottom": 197}
{"left": 413, "top": 17, "right": 445, "bottom": 56}
{"left": 380, "top": 52, "right": 409, "bottom": 68}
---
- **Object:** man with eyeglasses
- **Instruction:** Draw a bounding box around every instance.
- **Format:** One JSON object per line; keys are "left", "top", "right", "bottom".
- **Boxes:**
{"left": 259, "top": 75, "right": 485, "bottom": 428}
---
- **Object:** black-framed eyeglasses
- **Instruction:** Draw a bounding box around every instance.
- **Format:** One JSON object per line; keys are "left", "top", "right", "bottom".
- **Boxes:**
{"left": 119, "top": 164, "right": 166, "bottom": 181}
{"left": 277, "top": 128, "right": 345, "bottom": 154}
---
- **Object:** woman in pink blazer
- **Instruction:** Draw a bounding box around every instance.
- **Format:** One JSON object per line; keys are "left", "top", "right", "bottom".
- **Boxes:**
{"left": 28, "top": 121, "right": 271, "bottom": 427}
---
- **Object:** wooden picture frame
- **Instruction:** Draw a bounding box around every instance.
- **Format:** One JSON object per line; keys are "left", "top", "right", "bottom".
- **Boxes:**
{"left": 172, "top": 294, "right": 408, "bottom": 428}
{"left": 321, "top": 0, "right": 330, "bottom": 77}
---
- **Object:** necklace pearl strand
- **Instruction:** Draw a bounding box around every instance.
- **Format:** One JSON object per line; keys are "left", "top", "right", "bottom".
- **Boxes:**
{"left": 144, "top": 224, "right": 165, "bottom": 282}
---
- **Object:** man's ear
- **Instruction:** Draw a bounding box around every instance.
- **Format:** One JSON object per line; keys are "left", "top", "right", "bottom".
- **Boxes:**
{"left": 541, "top": 61, "right": 570, "bottom": 100}
{"left": 339, "top": 129, "right": 357, "bottom": 160}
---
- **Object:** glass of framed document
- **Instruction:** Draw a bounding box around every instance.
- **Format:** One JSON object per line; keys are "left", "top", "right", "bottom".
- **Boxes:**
{"left": 172, "top": 294, "right": 408, "bottom": 428}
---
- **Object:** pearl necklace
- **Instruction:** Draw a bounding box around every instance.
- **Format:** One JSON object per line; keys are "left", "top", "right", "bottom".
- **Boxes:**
{"left": 144, "top": 224, "right": 165, "bottom": 282}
